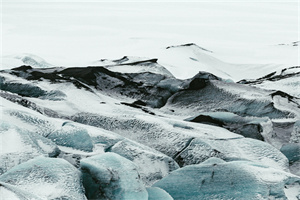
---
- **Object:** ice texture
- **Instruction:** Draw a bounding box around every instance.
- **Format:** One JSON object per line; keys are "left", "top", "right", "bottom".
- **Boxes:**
{"left": 0, "top": 122, "right": 60, "bottom": 175}
{"left": 47, "top": 122, "right": 94, "bottom": 152}
{"left": 147, "top": 187, "right": 173, "bottom": 200}
{"left": 281, "top": 143, "right": 300, "bottom": 164}
{"left": 0, "top": 156, "right": 87, "bottom": 200}
{"left": 153, "top": 158, "right": 300, "bottom": 200}
{"left": 186, "top": 111, "right": 269, "bottom": 140}
{"left": 105, "top": 139, "right": 179, "bottom": 186}
{"left": 80, "top": 152, "right": 148, "bottom": 200}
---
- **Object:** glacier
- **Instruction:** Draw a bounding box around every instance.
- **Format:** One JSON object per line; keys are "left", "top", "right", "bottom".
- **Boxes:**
{"left": 0, "top": 44, "right": 299, "bottom": 199}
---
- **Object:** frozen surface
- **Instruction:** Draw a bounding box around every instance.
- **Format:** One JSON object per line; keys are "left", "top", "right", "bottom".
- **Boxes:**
{"left": 47, "top": 122, "right": 94, "bottom": 152}
{"left": 147, "top": 187, "right": 173, "bottom": 200}
{"left": 153, "top": 158, "right": 300, "bottom": 200}
{"left": 105, "top": 139, "right": 179, "bottom": 186}
{"left": 1, "top": 2, "right": 299, "bottom": 199}
{"left": 1, "top": 53, "right": 54, "bottom": 69}
{"left": 0, "top": 117, "right": 59, "bottom": 175}
{"left": 80, "top": 152, "right": 148, "bottom": 200}
{"left": 0, "top": 156, "right": 87, "bottom": 200}
{"left": 186, "top": 111, "right": 270, "bottom": 140}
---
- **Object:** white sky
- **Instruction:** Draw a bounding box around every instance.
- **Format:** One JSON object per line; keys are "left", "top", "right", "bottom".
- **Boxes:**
{"left": 1, "top": 1, "right": 299, "bottom": 66}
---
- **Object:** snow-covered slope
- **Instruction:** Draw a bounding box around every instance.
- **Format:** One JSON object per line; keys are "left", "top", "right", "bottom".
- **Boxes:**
{"left": 239, "top": 66, "right": 300, "bottom": 98}
{"left": 91, "top": 56, "right": 174, "bottom": 77}
{"left": 155, "top": 43, "right": 286, "bottom": 81}
{"left": 1, "top": 54, "right": 54, "bottom": 69}
{"left": 87, "top": 43, "right": 288, "bottom": 82}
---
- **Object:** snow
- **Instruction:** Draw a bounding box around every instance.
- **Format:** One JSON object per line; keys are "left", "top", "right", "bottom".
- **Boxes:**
{"left": 2, "top": 2, "right": 298, "bottom": 78}
{"left": 0, "top": 185, "right": 21, "bottom": 200}
{"left": 255, "top": 76, "right": 300, "bottom": 98}
{"left": 0, "top": 128, "right": 28, "bottom": 155}
{"left": 1, "top": 53, "right": 54, "bottom": 69}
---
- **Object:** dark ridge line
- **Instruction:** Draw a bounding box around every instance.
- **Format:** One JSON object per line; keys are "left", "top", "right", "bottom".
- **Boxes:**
{"left": 0, "top": 91, "right": 61, "bottom": 119}
{"left": 238, "top": 66, "right": 300, "bottom": 84}
{"left": 120, "top": 101, "right": 156, "bottom": 115}
{"left": 166, "top": 43, "right": 213, "bottom": 53}
{"left": 118, "top": 58, "right": 158, "bottom": 66}
{"left": 172, "top": 137, "right": 195, "bottom": 160}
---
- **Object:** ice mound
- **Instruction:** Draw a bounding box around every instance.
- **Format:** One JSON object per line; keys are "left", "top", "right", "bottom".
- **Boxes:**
{"left": 105, "top": 138, "right": 179, "bottom": 186}
{"left": 153, "top": 158, "right": 300, "bottom": 200}
{"left": 80, "top": 152, "right": 148, "bottom": 200}
{"left": 47, "top": 122, "right": 94, "bottom": 152}
{"left": 0, "top": 156, "right": 87, "bottom": 200}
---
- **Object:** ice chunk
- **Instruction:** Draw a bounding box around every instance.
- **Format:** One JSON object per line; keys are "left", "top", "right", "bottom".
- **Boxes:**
{"left": 147, "top": 187, "right": 173, "bottom": 200}
{"left": 281, "top": 143, "right": 300, "bottom": 176}
{"left": 0, "top": 156, "right": 87, "bottom": 200}
{"left": 47, "top": 122, "right": 94, "bottom": 152}
{"left": 106, "top": 139, "right": 179, "bottom": 186}
{"left": 281, "top": 143, "right": 300, "bottom": 164}
{"left": 153, "top": 158, "right": 300, "bottom": 200}
{"left": 201, "top": 137, "right": 290, "bottom": 171}
{"left": 172, "top": 136, "right": 289, "bottom": 171}
{"left": 291, "top": 120, "right": 300, "bottom": 143}
{"left": 80, "top": 152, "right": 148, "bottom": 200}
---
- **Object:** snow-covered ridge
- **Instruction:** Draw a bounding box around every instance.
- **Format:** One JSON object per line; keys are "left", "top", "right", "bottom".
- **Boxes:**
{"left": 239, "top": 66, "right": 300, "bottom": 98}
{"left": 166, "top": 43, "right": 213, "bottom": 53}
{"left": 1, "top": 53, "right": 54, "bottom": 69}
{"left": 1, "top": 42, "right": 291, "bottom": 82}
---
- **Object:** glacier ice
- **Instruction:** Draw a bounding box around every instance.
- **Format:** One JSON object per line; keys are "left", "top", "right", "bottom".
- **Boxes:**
{"left": 71, "top": 112, "right": 290, "bottom": 170}
{"left": 153, "top": 158, "right": 300, "bottom": 200}
{"left": 47, "top": 122, "right": 94, "bottom": 152}
{"left": 105, "top": 139, "right": 179, "bottom": 186}
{"left": 80, "top": 152, "right": 148, "bottom": 200}
{"left": 0, "top": 156, "right": 87, "bottom": 200}
{"left": 147, "top": 187, "right": 173, "bottom": 200}
{"left": 1, "top": 63, "right": 300, "bottom": 199}
{"left": 186, "top": 111, "right": 269, "bottom": 140}
{"left": 281, "top": 143, "right": 300, "bottom": 164}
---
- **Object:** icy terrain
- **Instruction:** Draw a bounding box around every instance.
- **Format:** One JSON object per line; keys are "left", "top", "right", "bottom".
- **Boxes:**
{"left": 1, "top": 1, "right": 299, "bottom": 199}
{"left": 0, "top": 47, "right": 299, "bottom": 198}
